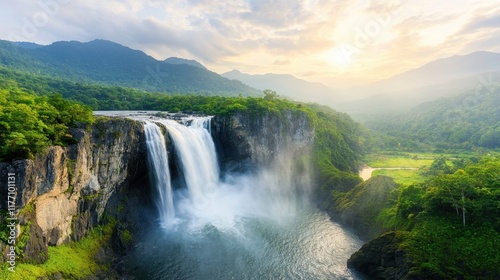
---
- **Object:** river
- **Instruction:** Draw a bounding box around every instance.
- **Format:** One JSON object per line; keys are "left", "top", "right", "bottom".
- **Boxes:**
{"left": 359, "top": 166, "right": 418, "bottom": 181}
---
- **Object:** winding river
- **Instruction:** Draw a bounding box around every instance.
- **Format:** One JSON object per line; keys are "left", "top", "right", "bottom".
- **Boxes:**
{"left": 359, "top": 166, "right": 418, "bottom": 181}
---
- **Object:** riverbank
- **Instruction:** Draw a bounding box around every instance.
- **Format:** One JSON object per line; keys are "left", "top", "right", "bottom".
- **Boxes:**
{"left": 359, "top": 152, "right": 456, "bottom": 184}
{"left": 359, "top": 167, "right": 418, "bottom": 181}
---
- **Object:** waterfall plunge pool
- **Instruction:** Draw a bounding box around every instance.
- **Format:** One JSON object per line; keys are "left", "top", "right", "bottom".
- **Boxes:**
{"left": 96, "top": 111, "right": 365, "bottom": 279}
{"left": 125, "top": 201, "right": 365, "bottom": 280}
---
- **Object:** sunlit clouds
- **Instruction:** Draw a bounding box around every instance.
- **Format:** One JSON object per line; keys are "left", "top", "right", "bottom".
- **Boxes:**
{"left": 1, "top": 0, "right": 499, "bottom": 87}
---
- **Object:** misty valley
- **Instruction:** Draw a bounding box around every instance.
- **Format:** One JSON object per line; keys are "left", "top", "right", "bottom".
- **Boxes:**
{"left": 0, "top": 28, "right": 500, "bottom": 280}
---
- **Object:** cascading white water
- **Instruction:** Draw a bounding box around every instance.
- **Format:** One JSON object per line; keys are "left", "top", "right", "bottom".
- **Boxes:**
{"left": 143, "top": 121, "right": 175, "bottom": 226}
{"left": 155, "top": 117, "right": 219, "bottom": 208}
{"left": 128, "top": 114, "right": 363, "bottom": 279}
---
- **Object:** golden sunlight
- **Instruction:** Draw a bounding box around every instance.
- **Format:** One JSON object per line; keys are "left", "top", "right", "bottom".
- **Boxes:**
{"left": 325, "top": 46, "right": 355, "bottom": 70}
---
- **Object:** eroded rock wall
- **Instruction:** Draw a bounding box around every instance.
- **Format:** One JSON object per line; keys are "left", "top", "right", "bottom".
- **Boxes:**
{"left": 0, "top": 118, "right": 149, "bottom": 262}
{"left": 211, "top": 110, "right": 314, "bottom": 171}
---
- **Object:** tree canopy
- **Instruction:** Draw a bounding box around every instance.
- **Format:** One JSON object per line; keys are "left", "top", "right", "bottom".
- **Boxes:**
{"left": 0, "top": 83, "right": 94, "bottom": 161}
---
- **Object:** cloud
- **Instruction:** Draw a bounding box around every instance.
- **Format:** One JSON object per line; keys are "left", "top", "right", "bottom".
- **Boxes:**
{"left": 240, "top": 0, "right": 307, "bottom": 28}
{"left": 0, "top": 0, "right": 344, "bottom": 71}
{"left": 460, "top": 7, "right": 500, "bottom": 33}
{"left": 273, "top": 59, "right": 291, "bottom": 65}
{"left": 464, "top": 14, "right": 500, "bottom": 32}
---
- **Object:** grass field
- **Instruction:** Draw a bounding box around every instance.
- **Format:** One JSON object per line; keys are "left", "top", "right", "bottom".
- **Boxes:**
{"left": 363, "top": 152, "right": 458, "bottom": 185}
{"left": 371, "top": 169, "right": 425, "bottom": 185}
{"left": 364, "top": 153, "right": 435, "bottom": 168}
{"left": 364, "top": 149, "right": 499, "bottom": 185}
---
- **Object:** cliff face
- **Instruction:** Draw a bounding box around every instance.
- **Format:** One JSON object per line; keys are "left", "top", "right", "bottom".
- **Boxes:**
{"left": 0, "top": 118, "right": 150, "bottom": 263}
{"left": 211, "top": 111, "right": 314, "bottom": 171}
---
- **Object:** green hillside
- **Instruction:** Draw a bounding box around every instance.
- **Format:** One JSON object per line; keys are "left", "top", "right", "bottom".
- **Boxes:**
{"left": 0, "top": 40, "right": 259, "bottom": 96}
{"left": 365, "top": 88, "right": 500, "bottom": 150}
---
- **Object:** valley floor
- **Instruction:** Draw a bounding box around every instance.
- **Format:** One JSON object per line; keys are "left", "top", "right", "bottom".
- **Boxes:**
{"left": 361, "top": 151, "right": 475, "bottom": 185}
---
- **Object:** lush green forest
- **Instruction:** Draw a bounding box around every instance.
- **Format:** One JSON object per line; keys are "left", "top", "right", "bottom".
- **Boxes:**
{"left": 0, "top": 40, "right": 259, "bottom": 96}
{"left": 0, "top": 82, "right": 94, "bottom": 161}
{"left": 380, "top": 156, "right": 500, "bottom": 278}
{"left": 0, "top": 66, "right": 257, "bottom": 111}
{"left": 0, "top": 66, "right": 371, "bottom": 279}
{"left": 0, "top": 67, "right": 365, "bottom": 190}
{"left": 338, "top": 154, "right": 500, "bottom": 278}
{"left": 365, "top": 88, "right": 500, "bottom": 151}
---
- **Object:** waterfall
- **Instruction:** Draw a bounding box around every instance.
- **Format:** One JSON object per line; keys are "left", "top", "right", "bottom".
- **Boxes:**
{"left": 144, "top": 121, "right": 175, "bottom": 226}
{"left": 143, "top": 115, "right": 306, "bottom": 230}
{"left": 154, "top": 117, "right": 219, "bottom": 207}
{"left": 143, "top": 116, "right": 219, "bottom": 226}
{"left": 126, "top": 113, "right": 362, "bottom": 280}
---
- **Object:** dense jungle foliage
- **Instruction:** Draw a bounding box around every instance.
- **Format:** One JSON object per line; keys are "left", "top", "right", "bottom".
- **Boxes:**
{"left": 0, "top": 80, "right": 94, "bottom": 161}
{"left": 366, "top": 88, "right": 500, "bottom": 150}
{"left": 361, "top": 156, "right": 500, "bottom": 278}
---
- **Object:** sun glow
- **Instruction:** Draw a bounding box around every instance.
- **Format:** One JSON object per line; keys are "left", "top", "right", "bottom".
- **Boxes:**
{"left": 325, "top": 47, "right": 354, "bottom": 70}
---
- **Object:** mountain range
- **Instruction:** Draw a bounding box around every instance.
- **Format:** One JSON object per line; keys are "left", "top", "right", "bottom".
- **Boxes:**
{"left": 0, "top": 39, "right": 259, "bottom": 96}
{"left": 222, "top": 70, "right": 341, "bottom": 105}
{"left": 336, "top": 51, "right": 500, "bottom": 118}
{"left": 221, "top": 51, "right": 500, "bottom": 121}
{"left": 1, "top": 38, "right": 499, "bottom": 123}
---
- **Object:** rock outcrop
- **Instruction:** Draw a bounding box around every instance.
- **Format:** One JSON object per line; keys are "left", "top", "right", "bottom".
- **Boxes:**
{"left": 0, "top": 118, "right": 150, "bottom": 262}
{"left": 347, "top": 231, "right": 412, "bottom": 279}
{"left": 211, "top": 110, "right": 314, "bottom": 171}
{"left": 331, "top": 176, "right": 398, "bottom": 240}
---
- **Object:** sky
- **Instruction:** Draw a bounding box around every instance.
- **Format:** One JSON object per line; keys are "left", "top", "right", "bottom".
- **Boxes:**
{"left": 1, "top": 0, "right": 500, "bottom": 88}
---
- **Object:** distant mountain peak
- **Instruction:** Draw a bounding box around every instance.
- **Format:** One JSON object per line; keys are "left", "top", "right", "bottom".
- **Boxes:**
{"left": 164, "top": 57, "right": 206, "bottom": 70}
{"left": 221, "top": 69, "right": 340, "bottom": 104}
{"left": 46, "top": 39, "right": 142, "bottom": 53}
{"left": 225, "top": 69, "right": 242, "bottom": 74}
{"left": 87, "top": 39, "right": 125, "bottom": 46}
{"left": 338, "top": 50, "right": 500, "bottom": 118}
{"left": 12, "top": 42, "right": 44, "bottom": 49}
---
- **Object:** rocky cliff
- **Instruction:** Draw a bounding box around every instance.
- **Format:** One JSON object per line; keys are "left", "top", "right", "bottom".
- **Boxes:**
{"left": 0, "top": 118, "right": 151, "bottom": 264}
{"left": 211, "top": 110, "right": 314, "bottom": 171}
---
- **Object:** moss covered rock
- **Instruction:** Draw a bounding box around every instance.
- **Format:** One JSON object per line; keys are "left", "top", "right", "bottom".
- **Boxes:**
{"left": 333, "top": 176, "right": 398, "bottom": 240}
{"left": 347, "top": 231, "right": 412, "bottom": 279}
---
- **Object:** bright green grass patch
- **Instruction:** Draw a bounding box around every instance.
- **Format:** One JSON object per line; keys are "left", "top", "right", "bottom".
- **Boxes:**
{"left": 0, "top": 225, "right": 113, "bottom": 280}
{"left": 363, "top": 152, "right": 460, "bottom": 169}
{"left": 364, "top": 154, "right": 434, "bottom": 168}
{"left": 372, "top": 169, "right": 425, "bottom": 185}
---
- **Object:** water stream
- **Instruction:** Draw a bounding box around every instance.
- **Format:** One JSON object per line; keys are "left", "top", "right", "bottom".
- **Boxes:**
{"left": 359, "top": 166, "right": 418, "bottom": 181}
{"left": 144, "top": 121, "right": 175, "bottom": 226}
